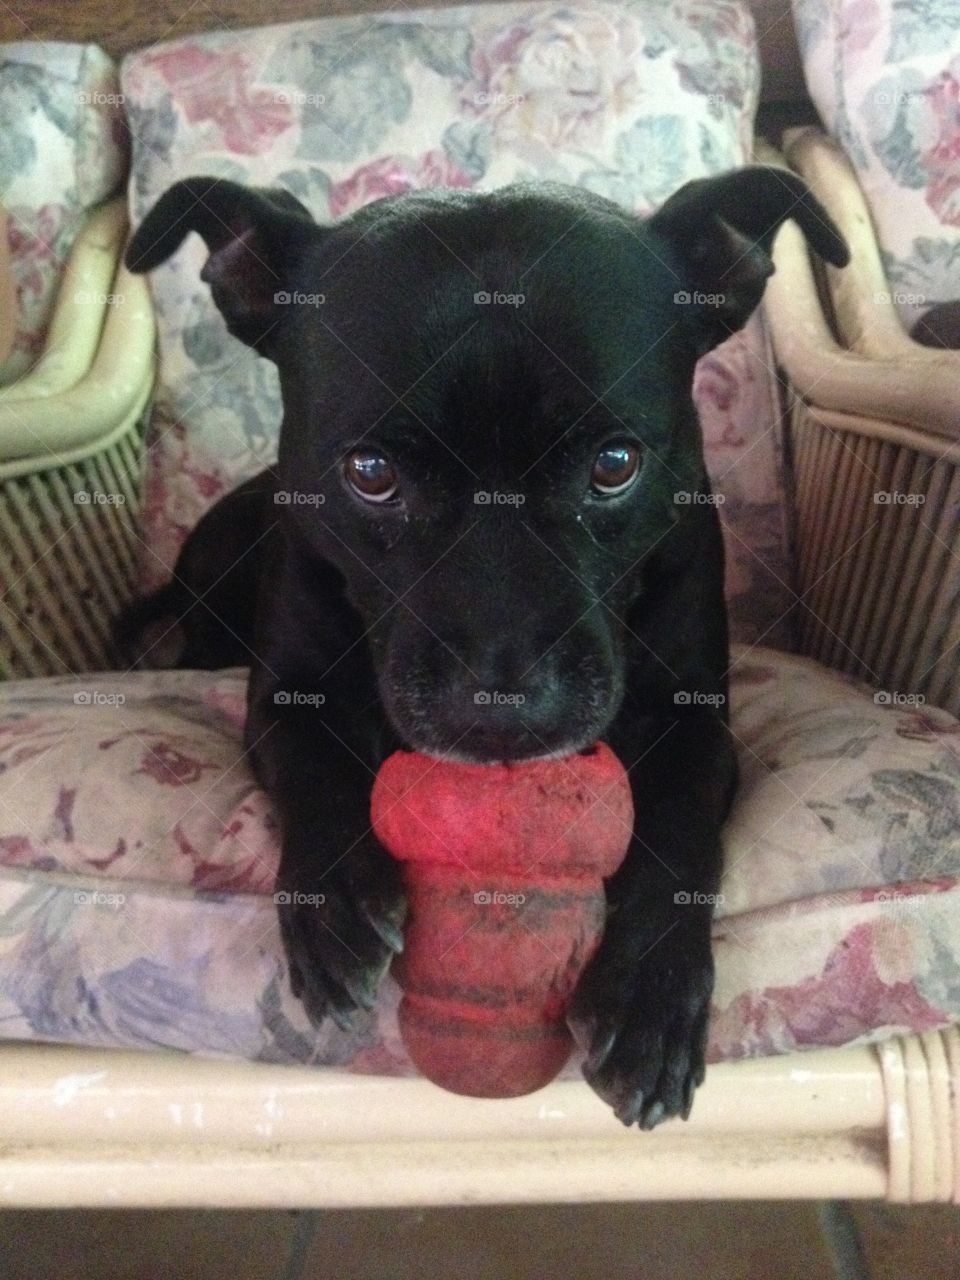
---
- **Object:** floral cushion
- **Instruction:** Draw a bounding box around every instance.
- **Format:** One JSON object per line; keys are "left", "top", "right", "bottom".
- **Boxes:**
{"left": 0, "top": 645, "right": 956, "bottom": 1071}
{"left": 792, "top": 0, "right": 960, "bottom": 332}
{"left": 119, "top": 1, "right": 799, "bottom": 648}
{"left": 0, "top": 41, "right": 127, "bottom": 383}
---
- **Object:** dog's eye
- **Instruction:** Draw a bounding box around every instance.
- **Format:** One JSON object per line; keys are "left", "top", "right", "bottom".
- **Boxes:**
{"left": 343, "top": 450, "right": 399, "bottom": 503}
{"left": 591, "top": 442, "right": 640, "bottom": 495}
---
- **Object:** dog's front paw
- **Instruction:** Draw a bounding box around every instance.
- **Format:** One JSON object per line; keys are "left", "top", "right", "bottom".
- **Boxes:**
{"left": 567, "top": 913, "right": 713, "bottom": 1129}
{"left": 278, "top": 834, "right": 406, "bottom": 1031}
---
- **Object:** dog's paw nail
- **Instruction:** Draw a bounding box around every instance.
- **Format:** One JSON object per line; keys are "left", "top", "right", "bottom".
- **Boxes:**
{"left": 614, "top": 1092, "right": 645, "bottom": 1128}
{"left": 584, "top": 1027, "right": 616, "bottom": 1072}
{"left": 640, "top": 1100, "right": 666, "bottom": 1131}
{"left": 287, "top": 963, "right": 304, "bottom": 1000}
{"left": 681, "top": 1077, "right": 696, "bottom": 1120}
{"left": 366, "top": 912, "right": 404, "bottom": 954}
{"left": 329, "top": 1002, "right": 362, "bottom": 1032}
{"left": 341, "top": 969, "right": 378, "bottom": 1012}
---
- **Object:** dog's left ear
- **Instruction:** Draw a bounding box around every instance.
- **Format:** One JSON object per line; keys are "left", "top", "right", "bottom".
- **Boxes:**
{"left": 648, "top": 165, "right": 849, "bottom": 354}
{"left": 125, "top": 177, "right": 320, "bottom": 354}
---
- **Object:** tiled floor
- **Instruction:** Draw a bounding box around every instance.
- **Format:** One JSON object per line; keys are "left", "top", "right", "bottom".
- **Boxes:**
{"left": 0, "top": 1201, "right": 956, "bottom": 1280}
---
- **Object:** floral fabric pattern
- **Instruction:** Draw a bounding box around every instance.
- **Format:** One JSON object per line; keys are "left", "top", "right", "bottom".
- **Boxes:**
{"left": 0, "top": 647, "right": 957, "bottom": 1071}
{"left": 120, "top": 1, "right": 799, "bottom": 647}
{"left": 792, "top": 0, "right": 960, "bottom": 330}
{"left": 0, "top": 42, "right": 127, "bottom": 383}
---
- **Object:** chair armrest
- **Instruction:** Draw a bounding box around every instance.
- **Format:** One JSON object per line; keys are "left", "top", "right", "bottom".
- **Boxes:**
{"left": 0, "top": 1031, "right": 955, "bottom": 1206}
{"left": 0, "top": 262, "right": 154, "bottom": 474}
{"left": 0, "top": 1041, "right": 903, "bottom": 1207}
{"left": 756, "top": 137, "right": 960, "bottom": 441}
{"left": 0, "top": 199, "right": 128, "bottom": 404}
{"left": 779, "top": 128, "right": 955, "bottom": 364}
{"left": 0, "top": 248, "right": 154, "bottom": 676}
{"left": 754, "top": 140, "right": 960, "bottom": 711}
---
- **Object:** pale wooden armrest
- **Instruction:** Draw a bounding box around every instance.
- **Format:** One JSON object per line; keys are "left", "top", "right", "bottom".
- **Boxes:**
{"left": 0, "top": 244, "right": 155, "bottom": 676}
{"left": 0, "top": 200, "right": 129, "bottom": 404}
{"left": 779, "top": 127, "right": 955, "bottom": 363}
{"left": 0, "top": 1031, "right": 956, "bottom": 1207}
{"left": 755, "top": 139, "right": 960, "bottom": 711}
{"left": 755, "top": 138, "right": 960, "bottom": 441}
{"left": 0, "top": 263, "right": 154, "bottom": 473}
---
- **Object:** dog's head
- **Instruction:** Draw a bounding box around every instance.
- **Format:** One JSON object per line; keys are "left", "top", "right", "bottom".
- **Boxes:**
{"left": 127, "top": 169, "right": 846, "bottom": 762}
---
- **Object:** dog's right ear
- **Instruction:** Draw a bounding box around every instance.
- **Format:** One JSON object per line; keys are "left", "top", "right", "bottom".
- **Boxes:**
{"left": 125, "top": 177, "right": 319, "bottom": 354}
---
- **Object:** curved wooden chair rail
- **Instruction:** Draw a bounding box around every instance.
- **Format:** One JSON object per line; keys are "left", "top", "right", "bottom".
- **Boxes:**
{"left": 0, "top": 1028, "right": 955, "bottom": 1206}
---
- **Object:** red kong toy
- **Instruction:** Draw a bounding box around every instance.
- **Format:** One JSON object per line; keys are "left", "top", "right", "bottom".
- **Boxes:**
{"left": 370, "top": 743, "right": 633, "bottom": 1098}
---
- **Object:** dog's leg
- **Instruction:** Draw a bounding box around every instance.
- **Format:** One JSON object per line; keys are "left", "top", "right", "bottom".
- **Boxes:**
{"left": 566, "top": 498, "right": 737, "bottom": 1128}
{"left": 568, "top": 705, "right": 736, "bottom": 1127}
{"left": 244, "top": 533, "right": 405, "bottom": 1029}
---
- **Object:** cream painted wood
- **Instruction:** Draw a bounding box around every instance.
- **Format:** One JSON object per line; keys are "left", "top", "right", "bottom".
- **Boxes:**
{"left": 0, "top": 212, "right": 154, "bottom": 676}
{"left": 756, "top": 138, "right": 960, "bottom": 440}
{"left": 0, "top": 264, "right": 154, "bottom": 468}
{"left": 0, "top": 1031, "right": 954, "bottom": 1206}
{"left": 0, "top": 200, "right": 129, "bottom": 403}
{"left": 0, "top": 1041, "right": 896, "bottom": 1207}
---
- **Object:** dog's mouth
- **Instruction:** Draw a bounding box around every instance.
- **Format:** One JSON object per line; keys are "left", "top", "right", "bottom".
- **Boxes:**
{"left": 419, "top": 733, "right": 597, "bottom": 767}
{"left": 391, "top": 709, "right": 607, "bottom": 767}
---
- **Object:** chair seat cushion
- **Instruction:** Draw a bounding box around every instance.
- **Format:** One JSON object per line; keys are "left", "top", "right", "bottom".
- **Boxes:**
{"left": 0, "top": 646, "right": 956, "bottom": 1073}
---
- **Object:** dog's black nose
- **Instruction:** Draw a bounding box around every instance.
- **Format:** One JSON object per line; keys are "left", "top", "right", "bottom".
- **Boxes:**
{"left": 439, "top": 640, "right": 571, "bottom": 760}
{"left": 382, "top": 614, "right": 620, "bottom": 765}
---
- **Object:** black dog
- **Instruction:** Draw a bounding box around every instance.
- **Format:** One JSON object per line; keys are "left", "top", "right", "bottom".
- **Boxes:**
{"left": 122, "top": 170, "right": 847, "bottom": 1127}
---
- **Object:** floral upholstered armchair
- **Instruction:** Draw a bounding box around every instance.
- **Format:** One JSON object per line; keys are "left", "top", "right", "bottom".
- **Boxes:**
{"left": 0, "top": 0, "right": 957, "bottom": 1207}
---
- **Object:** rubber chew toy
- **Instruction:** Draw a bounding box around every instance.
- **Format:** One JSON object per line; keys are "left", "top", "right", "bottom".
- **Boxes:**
{"left": 370, "top": 743, "right": 633, "bottom": 1098}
